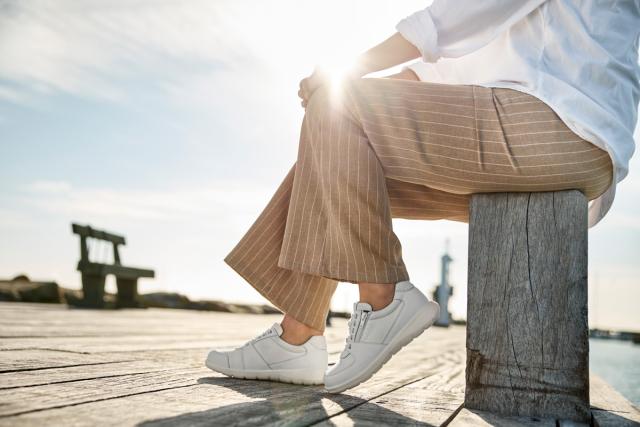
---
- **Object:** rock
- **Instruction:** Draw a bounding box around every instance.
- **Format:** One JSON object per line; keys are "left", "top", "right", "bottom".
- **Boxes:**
{"left": 19, "top": 282, "right": 60, "bottom": 303}
{"left": 137, "top": 291, "right": 280, "bottom": 314}
{"left": 0, "top": 284, "right": 17, "bottom": 301}
{"left": 61, "top": 288, "right": 84, "bottom": 306}
{"left": 139, "top": 292, "right": 193, "bottom": 309}
{"left": 261, "top": 305, "right": 281, "bottom": 315}
{"left": 0, "top": 278, "right": 281, "bottom": 315}
{"left": 187, "top": 300, "right": 233, "bottom": 312}
{"left": 0, "top": 279, "right": 61, "bottom": 303}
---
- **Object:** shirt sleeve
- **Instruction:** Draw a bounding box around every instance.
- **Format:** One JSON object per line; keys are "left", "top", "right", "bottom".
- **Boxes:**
{"left": 395, "top": 0, "right": 548, "bottom": 62}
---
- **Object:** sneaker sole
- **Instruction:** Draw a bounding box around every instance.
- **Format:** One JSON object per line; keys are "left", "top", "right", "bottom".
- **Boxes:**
{"left": 324, "top": 300, "right": 440, "bottom": 393}
{"left": 205, "top": 360, "right": 325, "bottom": 385}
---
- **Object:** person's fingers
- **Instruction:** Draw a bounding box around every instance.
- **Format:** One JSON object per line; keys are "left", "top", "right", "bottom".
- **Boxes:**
{"left": 299, "top": 68, "right": 329, "bottom": 108}
{"left": 300, "top": 78, "right": 313, "bottom": 101}
{"left": 303, "top": 75, "right": 323, "bottom": 99}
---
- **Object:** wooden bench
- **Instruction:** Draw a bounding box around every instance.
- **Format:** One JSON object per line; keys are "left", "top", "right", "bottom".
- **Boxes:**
{"left": 71, "top": 223, "right": 155, "bottom": 308}
{"left": 465, "top": 190, "right": 591, "bottom": 422}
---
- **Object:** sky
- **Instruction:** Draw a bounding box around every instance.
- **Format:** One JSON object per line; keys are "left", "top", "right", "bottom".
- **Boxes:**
{"left": 0, "top": 0, "right": 638, "bottom": 331}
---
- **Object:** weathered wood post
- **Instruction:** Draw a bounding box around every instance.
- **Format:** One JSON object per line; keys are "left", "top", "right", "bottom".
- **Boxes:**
{"left": 116, "top": 277, "right": 139, "bottom": 308}
{"left": 465, "top": 190, "right": 590, "bottom": 422}
{"left": 80, "top": 272, "right": 107, "bottom": 308}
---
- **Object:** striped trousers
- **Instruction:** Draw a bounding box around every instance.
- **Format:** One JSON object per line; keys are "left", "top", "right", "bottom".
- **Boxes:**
{"left": 224, "top": 78, "right": 613, "bottom": 332}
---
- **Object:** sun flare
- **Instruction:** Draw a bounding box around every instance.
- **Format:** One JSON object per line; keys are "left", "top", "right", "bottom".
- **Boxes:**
{"left": 316, "top": 57, "right": 358, "bottom": 100}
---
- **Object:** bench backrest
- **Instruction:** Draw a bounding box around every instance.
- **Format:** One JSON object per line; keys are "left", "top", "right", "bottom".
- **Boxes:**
{"left": 72, "top": 223, "right": 125, "bottom": 265}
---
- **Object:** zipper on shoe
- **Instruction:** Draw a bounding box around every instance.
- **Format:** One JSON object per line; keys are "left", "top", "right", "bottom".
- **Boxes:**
{"left": 354, "top": 310, "right": 370, "bottom": 342}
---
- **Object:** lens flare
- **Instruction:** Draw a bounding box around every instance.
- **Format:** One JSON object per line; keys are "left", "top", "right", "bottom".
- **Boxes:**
{"left": 317, "top": 59, "right": 355, "bottom": 103}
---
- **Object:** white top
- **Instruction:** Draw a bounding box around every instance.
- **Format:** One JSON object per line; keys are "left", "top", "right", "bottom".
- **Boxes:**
{"left": 395, "top": 0, "right": 640, "bottom": 228}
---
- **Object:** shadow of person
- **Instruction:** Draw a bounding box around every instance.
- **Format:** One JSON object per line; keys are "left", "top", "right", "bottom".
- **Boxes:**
{"left": 137, "top": 375, "right": 435, "bottom": 426}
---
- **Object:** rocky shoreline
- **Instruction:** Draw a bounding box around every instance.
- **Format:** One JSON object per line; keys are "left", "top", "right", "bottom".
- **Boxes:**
{"left": 0, "top": 275, "right": 281, "bottom": 315}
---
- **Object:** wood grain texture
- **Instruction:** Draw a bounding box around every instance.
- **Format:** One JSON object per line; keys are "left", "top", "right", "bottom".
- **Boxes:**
{"left": 465, "top": 190, "right": 590, "bottom": 422}
{"left": 449, "top": 408, "right": 557, "bottom": 426}
{"left": 0, "top": 301, "right": 466, "bottom": 426}
{"left": 321, "top": 361, "right": 465, "bottom": 426}
{"left": 0, "top": 300, "right": 635, "bottom": 426}
{"left": 590, "top": 374, "right": 640, "bottom": 426}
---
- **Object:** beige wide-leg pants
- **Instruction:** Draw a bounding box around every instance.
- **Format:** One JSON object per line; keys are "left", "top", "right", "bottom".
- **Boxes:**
{"left": 224, "top": 78, "right": 613, "bottom": 332}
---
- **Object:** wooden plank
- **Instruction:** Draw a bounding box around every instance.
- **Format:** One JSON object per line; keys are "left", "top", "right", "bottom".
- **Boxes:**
{"left": 0, "top": 349, "right": 204, "bottom": 388}
{"left": 1, "top": 361, "right": 167, "bottom": 389}
{"left": 0, "top": 342, "right": 465, "bottom": 426}
{"left": 0, "top": 350, "right": 129, "bottom": 372}
{"left": 321, "top": 360, "right": 465, "bottom": 426}
{"left": 0, "top": 334, "right": 244, "bottom": 353}
{"left": 449, "top": 408, "right": 557, "bottom": 426}
{"left": 0, "top": 368, "right": 206, "bottom": 417}
{"left": 466, "top": 191, "right": 590, "bottom": 422}
{"left": 0, "top": 333, "right": 463, "bottom": 415}
{"left": 0, "top": 309, "right": 293, "bottom": 352}
{"left": 71, "top": 223, "right": 126, "bottom": 244}
{"left": 81, "top": 263, "right": 155, "bottom": 279}
{"left": 0, "top": 302, "right": 483, "bottom": 426}
{"left": 0, "top": 329, "right": 355, "bottom": 354}
{"left": 0, "top": 309, "right": 346, "bottom": 341}
{"left": 590, "top": 374, "right": 640, "bottom": 426}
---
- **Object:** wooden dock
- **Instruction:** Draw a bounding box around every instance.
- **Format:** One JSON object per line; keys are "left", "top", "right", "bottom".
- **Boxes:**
{"left": 0, "top": 302, "right": 638, "bottom": 426}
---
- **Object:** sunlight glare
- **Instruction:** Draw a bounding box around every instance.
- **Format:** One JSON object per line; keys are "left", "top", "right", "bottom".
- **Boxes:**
{"left": 316, "top": 55, "right": 356, "bottom": 102}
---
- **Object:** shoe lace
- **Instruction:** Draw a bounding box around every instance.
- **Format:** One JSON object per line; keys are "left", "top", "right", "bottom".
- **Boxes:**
{"left": 341, "top": 306, "right": 369, "bottom": 358}
{"left": 243, "top": 325, "right": 276, "bottom": 347}
{"left": 256, "top": 326, "right": 275, "bottom": 340}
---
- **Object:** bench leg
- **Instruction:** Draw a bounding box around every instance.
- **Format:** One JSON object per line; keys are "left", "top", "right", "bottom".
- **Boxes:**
{"left": 465, "top": 190, "right": 589, "bottom": 422}
{"left": 81, "top": 273, "right": 106, "bottom": 308}
{"left": 116, "top": 278, "right": 140, "bottom": 308}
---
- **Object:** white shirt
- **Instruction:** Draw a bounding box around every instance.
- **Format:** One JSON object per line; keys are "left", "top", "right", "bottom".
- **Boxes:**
{"left": 395, "top": 0, "right": 640, "bottom": 228}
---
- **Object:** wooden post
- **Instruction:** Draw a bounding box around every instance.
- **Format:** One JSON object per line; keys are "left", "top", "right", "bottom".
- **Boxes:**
{"left": 116, "top": 278, "right": 139, "bottom": 308}
{"left": 113, "top": 243, "right": 122, "bottom": 265}
{"left": 80, "top": 273, "right": 106, "bottom": 308}
{"left": 465, "top": 190, "right": 590, "bottom": 422}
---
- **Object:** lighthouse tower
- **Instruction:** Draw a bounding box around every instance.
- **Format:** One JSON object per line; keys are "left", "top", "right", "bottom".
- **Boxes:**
{"left": 433, "top": 239, "right": 454, "bottom": 327}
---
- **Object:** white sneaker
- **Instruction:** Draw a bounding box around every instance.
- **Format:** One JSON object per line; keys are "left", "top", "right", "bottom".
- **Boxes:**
{"left": 205, "top": 322, "right": 327, "bottom": 385}
{"left": 324, "top": 280, "right": 440, "bottom": 393}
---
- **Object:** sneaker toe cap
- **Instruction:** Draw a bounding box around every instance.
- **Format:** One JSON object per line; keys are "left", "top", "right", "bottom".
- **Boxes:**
{"left": 325, "top": 354, "right": 356, "bottom": 379}
{"left": 205, "top": 350, "right": 229, "bottom": 370}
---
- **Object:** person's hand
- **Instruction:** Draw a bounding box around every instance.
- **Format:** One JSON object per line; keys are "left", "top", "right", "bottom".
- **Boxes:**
{"left": 298, "top": 67, "right": 328, "bottom": 109}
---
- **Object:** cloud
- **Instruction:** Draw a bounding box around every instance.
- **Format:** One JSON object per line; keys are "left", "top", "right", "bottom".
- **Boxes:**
{"left": 0, "top": 0, "right": 428, "bottom": 106}
{"left": 0, "top": 0, "right": 255, "bottom": 103}
{"left": 26, "top": 180, "right": 73, "bottom": 194}
{"left": 0, "top": 84, "right": 28, "bottom": 105}
{"left": 19, "top": 179, "right": 274, "bottom": 223}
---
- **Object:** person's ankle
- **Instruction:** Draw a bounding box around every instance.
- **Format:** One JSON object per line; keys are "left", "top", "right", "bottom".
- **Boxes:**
{"left": 358, "top": 282, "right": 396, "bottom": 311}
{"left": 280, "top": 314, "right": 323, "bottom": 346}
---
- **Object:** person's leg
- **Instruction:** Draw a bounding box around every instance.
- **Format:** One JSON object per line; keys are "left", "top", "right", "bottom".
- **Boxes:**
{"left": 216, "top": 76, "right": 612, "bottom": 388}
{"left": 276, "top": 82, "right": 410, "bottom": 287}
{"left": 208, "top": 164, "right": 336, "bottom": 385}
{"left": 224, "top": 163, "right": 338, "bottom": 335}
{"left": 337, "top": 78, "right": 613, "bottom": 201}
{"left": 278, "top": 76, "right": 612, "bottom": 392}
{"left": 222, "top": 72, "right": 424, "bottom": 345}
